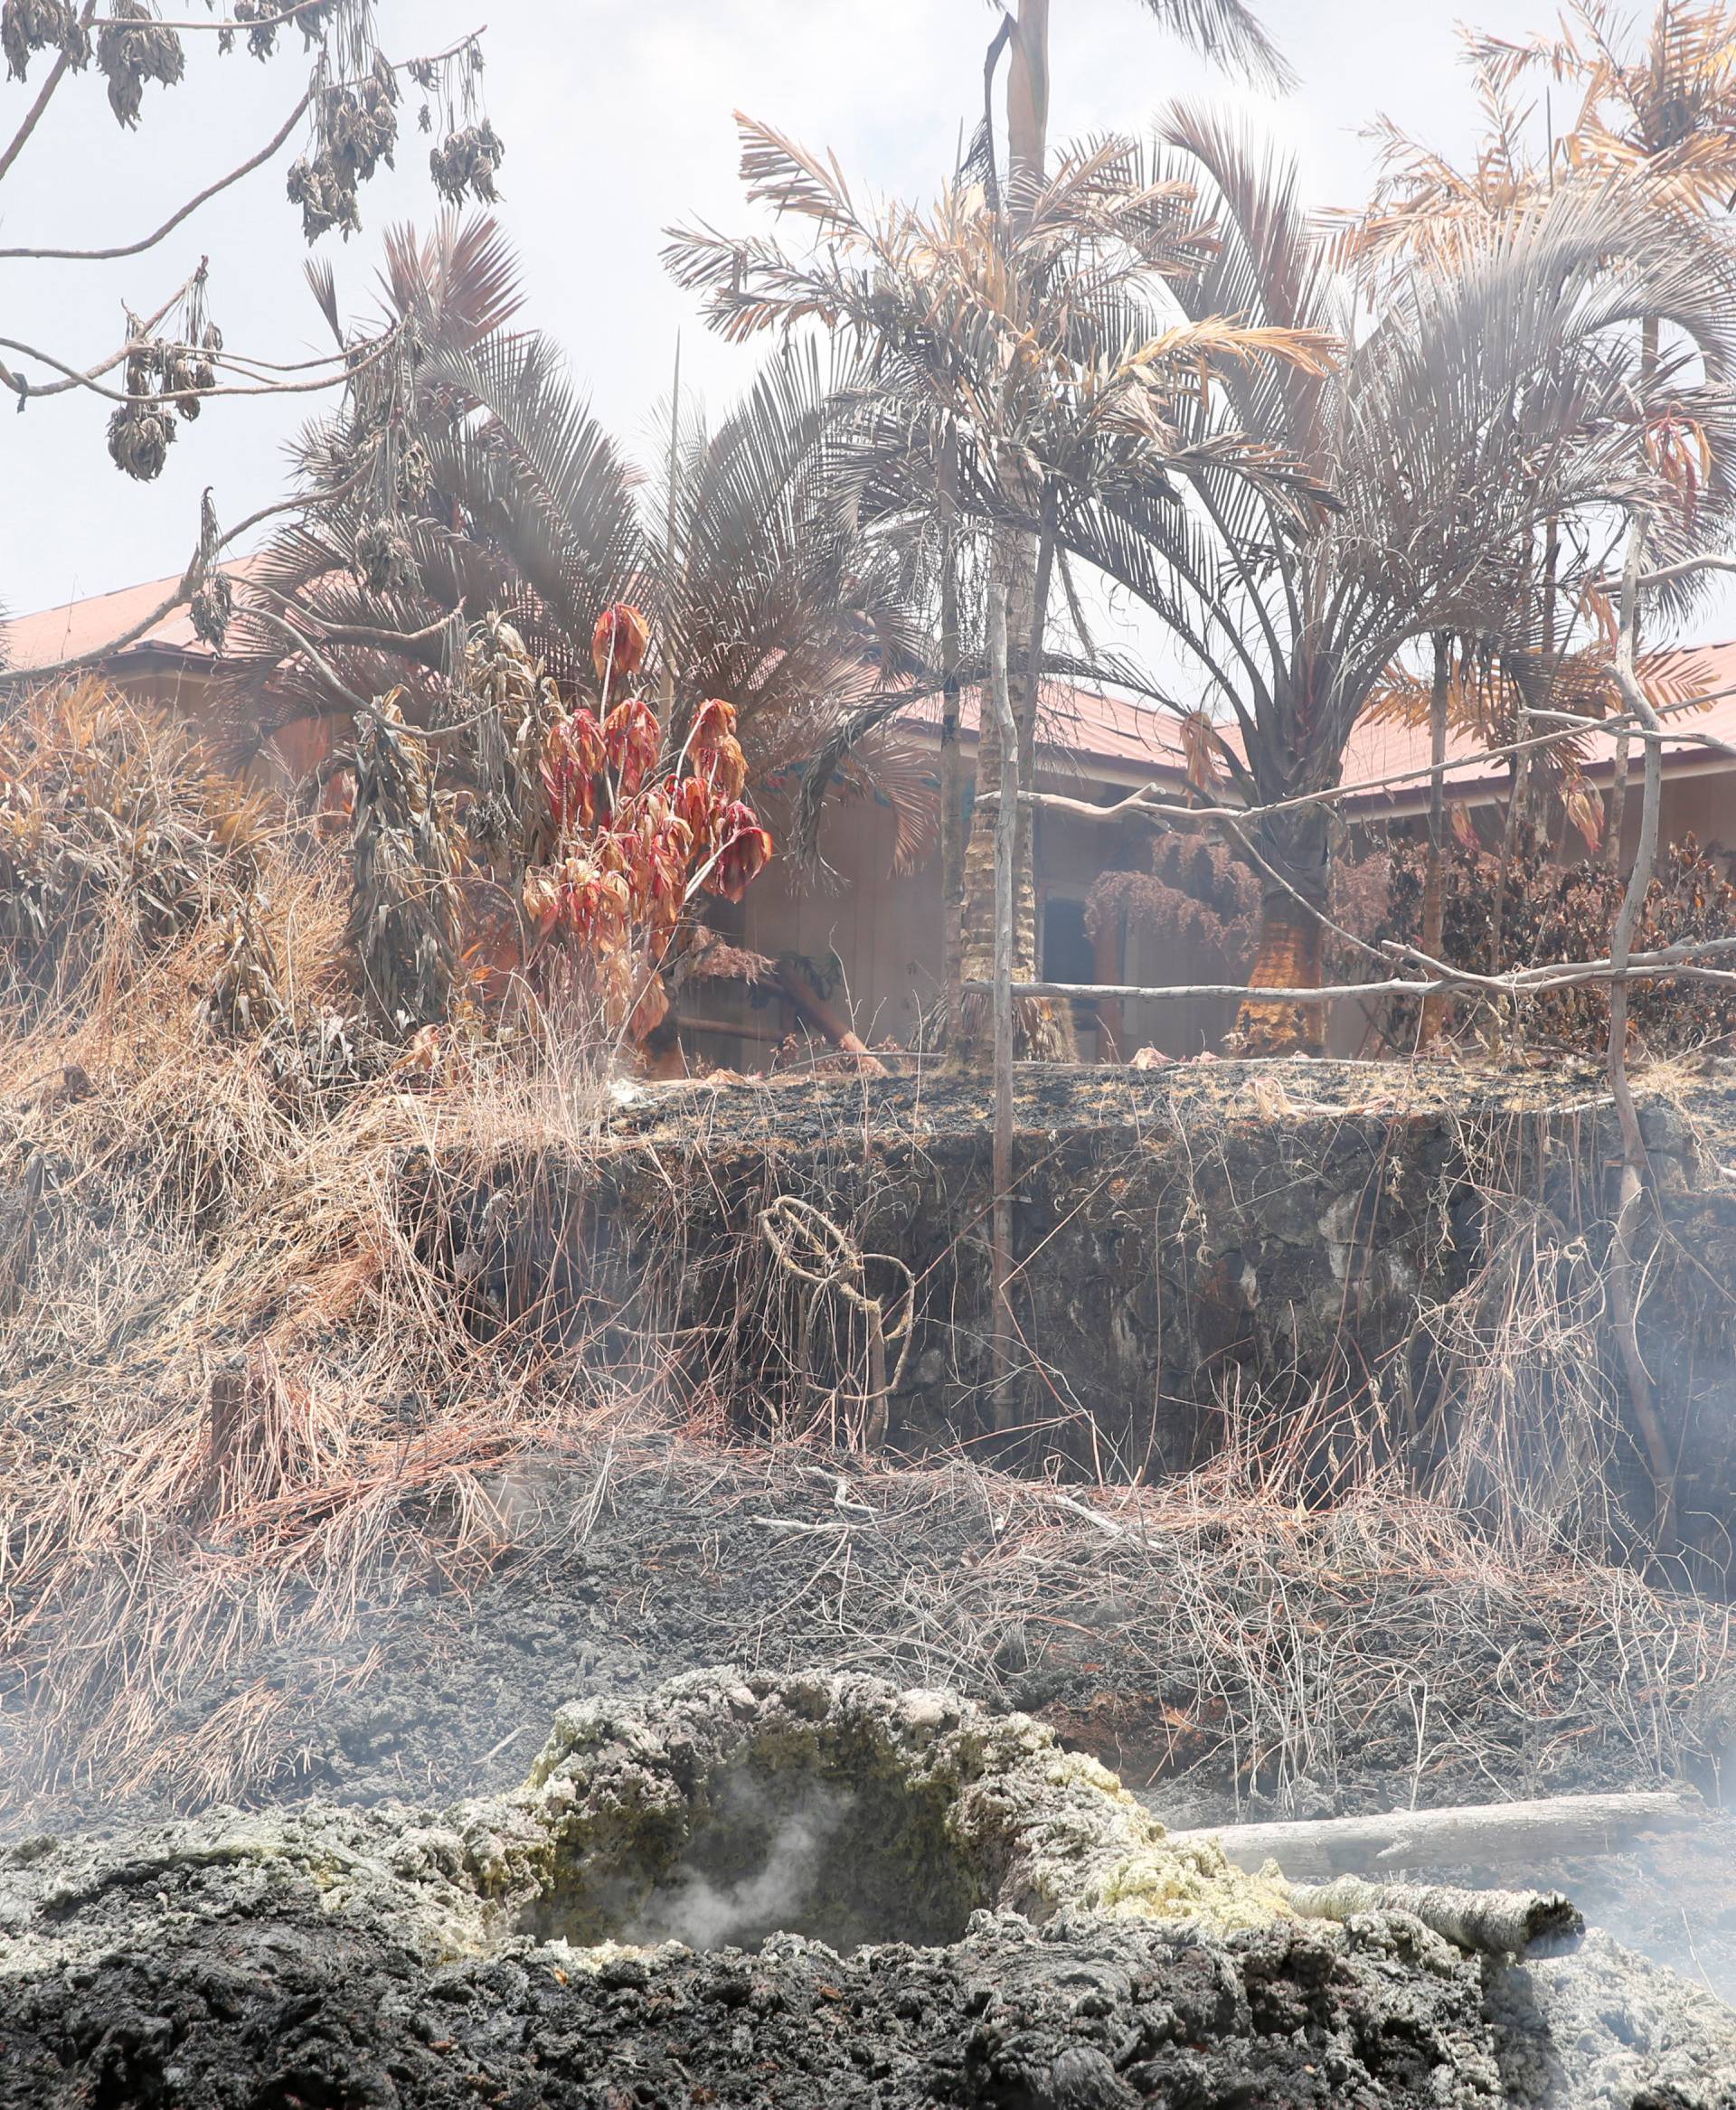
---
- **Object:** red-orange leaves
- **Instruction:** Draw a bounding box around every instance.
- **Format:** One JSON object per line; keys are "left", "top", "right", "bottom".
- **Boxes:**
{"left": 708, "top": 801, "right": 775, "bottom": 902}
{"left": 591, "top": 602, "right": 649, "bottom": 685}
{"left": 603, "top": 697, "right": 660, "bottom": 796}
{"left": 1177, "top": 710, "right": 1222, "bottom": 795}
{"left": 541, "top": 708, "right": 605, "bottom": 831}
{"left": 525, "top": 851, "right": 631, "bottom": 951}
{"left": 689, "top": 698, "right": 749, "bottom": 802}
{"left": 516, "top": 608, "right": 772, "bottom": 1041}
{"left": 671, "top": 769, "right": 722, "bottom": 852}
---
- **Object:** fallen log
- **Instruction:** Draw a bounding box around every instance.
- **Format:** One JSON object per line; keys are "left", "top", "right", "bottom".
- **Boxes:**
{"left": 1173, "top": 1790, "right": 1703, "bottom": 1886}
{"left": 1288, "top": 1875, "right": 1583, "bottom": 1959}
{"left": 774, "top": 956, "right": 889, "bottom": 1074}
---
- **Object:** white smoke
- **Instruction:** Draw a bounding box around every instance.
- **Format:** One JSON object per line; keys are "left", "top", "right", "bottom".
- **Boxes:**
{"left": 627, "top": 1775, "right": 854, "bottom": 1950}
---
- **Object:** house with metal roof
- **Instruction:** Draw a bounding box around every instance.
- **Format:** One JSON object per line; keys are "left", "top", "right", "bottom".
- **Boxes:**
{"left": 9, "top": 573, "right": 1736, "bottom": 1066}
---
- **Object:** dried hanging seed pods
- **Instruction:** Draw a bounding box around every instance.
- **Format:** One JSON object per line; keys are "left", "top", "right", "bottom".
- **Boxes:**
{"left": 190, "top": 571, "right": 235, "bottom": 651}
{"left": 395, "top": 438, "right": 433, "bottom": 508}
{"left": 2, "top": 0, "right": 89, "bottom": 80}
{"left": 225, "top": 0, "right": 336, "bottom": 61}
{"left": 98, "top": 0, "right": 185, "bottom": 129}
{"left": 429, "top": 119, "right": 505, "bottom": 206}
{"left": 107, "top": 400, "right": 178, "bottom": 482}
{"left": 287, "top": 56, "right": 400, "bottom": 241}
{"left": 354, "top": 517, "right": 419, "bottom": 596}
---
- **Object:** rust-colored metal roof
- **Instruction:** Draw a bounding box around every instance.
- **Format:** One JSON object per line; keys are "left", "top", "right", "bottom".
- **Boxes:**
{"left": 897, "top": 642, "right": 1736, "bottom": 811}
{"left": 3, "top": 560, "right": 259, "bottom": 674}
{"left": 12, "top": 570, "right": 1736, "bottom": 814}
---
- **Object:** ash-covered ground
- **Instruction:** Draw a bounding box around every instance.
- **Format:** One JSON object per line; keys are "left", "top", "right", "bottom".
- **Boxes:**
{"left": 9, "top": 1059, "right": 1736, "bottom": 2102}
{"left": 12, "top": 1436, "right": 1736, "bottom": 2017}
{"left": 5, "top": 1672, "right": 1735, "bottom": 2110}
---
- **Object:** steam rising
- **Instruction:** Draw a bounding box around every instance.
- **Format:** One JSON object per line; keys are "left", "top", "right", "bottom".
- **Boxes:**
{"left": 626, "top": 1775, "right": 855, "bottom": 1951}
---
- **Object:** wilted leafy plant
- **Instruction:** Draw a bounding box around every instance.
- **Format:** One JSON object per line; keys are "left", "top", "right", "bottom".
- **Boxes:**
{"left": 517, "top": 606, "right": 773, "bottom": 1040}
{"left": 345, "top": 695, "right": 464, "bottom": 1036}
{"left": 332, "top": 608, "right": 775, "bottom": 1050}
{"left": 200, "top": 899, "right": 290, "bottom": 1042}
{"left": 1087, "top": 832, "right": 1260, "bottom": 979}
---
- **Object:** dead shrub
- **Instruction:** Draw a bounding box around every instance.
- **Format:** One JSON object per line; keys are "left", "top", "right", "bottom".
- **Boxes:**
{"left": 0, "top": 739, "right": 662, "bottom": 1814}
{"left": 1373, "top": 822, "right": 1736, "bottom": 1052}
{"left": 0, "top": 680, "right": 273, "bottom": 1015}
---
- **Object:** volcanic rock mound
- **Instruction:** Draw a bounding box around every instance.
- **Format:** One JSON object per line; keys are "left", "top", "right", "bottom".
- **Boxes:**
{"left": 3, "top": 1670, "right": 1734, "bottom": 2108}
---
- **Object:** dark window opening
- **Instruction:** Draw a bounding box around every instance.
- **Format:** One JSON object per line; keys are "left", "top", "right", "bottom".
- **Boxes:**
{"left": 1042, "top": 896, "right": 1104, "bottom": 1057}
{"left": 1041, "top": 897, "right": 1095, "bottom": 984}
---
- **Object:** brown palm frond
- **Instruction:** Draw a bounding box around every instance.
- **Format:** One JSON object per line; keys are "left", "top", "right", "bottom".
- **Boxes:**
{"left": 377, "top": 212, "right": 525, "bottom": 350}
{"left": 735, "top": 110, "right": 860, "bottom": 231}
{"left": 1363, "top": 639, "right": 1722, "bottom": 765}
{"left": 1473, "top": 3, "right": 1736, "bottom": 201}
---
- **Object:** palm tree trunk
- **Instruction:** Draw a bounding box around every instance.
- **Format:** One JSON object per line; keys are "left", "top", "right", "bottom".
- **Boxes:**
{"left": 939, "top": 430, "right": 965, "bottom": 1045}
{"left": 1241, "top": 903, "right": 1326, "bottom": 1054}
{"left": 1006, "top": 0, "right": 1049, "bottom": 180}
{"left": 1237, "top": 801, "right": 1331, "bottom": 1056}
{"left": 952, "top": 0, "right": 1075, "bottom": 1063}
{"left": 1420, "top": 633, "right": 1450, "bottom": 1046}
{"left": 1608, "top": 321, "right": 1658, "bottom": 868}
{"left": 958, "top": 503, "right": 1051, "bottom": 1055}
{"left": 1488, "top": 738, "right": 1527, "bottom": 975}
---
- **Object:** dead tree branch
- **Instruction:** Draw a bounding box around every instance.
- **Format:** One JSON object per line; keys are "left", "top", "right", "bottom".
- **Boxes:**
{"left": 0, "top": 89, "right": 313, "bottom": 264}
{"left": 0, "top": 4, "right": 96, "bottom": 186}
{"left": 1180, "top": 1790, "right": 1703, "bottom": 1885}
{"left": 1288, "top": 1875, "right": 1583, "bottom": 1959}
{"left": 987, "top": 583, "right": 1018, "bottom": 1425}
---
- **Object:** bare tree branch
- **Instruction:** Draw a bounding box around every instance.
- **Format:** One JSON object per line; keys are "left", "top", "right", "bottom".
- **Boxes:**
{"left": 0, "top": 470, "right": 365, "bottom": 688}
{"left": 982, "top": 680, "right": 1736, "bottom": 835}
{"left": 0, "top": 3, "right": 96, "bottom": 187}
{"left": 0, "top": 89, "right": 312, "bottom": 263}
{"left": 0, "top": 319, "right": 398, "bottom": 405}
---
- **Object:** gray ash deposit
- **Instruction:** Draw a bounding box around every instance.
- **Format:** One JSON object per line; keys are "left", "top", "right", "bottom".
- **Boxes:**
{"left": 4, "top": 1671, "right": 1734, "bottom": 2109}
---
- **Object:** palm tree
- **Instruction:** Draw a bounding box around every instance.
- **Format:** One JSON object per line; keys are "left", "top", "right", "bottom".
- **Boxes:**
{"left": 1043, "top": 105, "right": 1736, "bottom": 1050}
{"left": 666, "top": 119, "right": 1334, "bottom": 1050}
{"left": 226, "top": 218, "right": 924, "bottom": 814}
{"left": 938, "top": 0, "right": 1288, "bottom": 1050}
{"left": 1469, "top": 2, "right": 1736, "bottom": 856}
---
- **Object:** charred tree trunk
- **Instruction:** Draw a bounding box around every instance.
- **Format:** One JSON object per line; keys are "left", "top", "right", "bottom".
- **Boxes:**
{"left": 1237, "top": 801, "right": 1331, "bottom": 1055}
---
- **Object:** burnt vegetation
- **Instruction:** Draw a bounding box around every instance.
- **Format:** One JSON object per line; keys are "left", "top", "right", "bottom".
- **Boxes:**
{"left": 11, "top": 3, "right": 1736, "bottom": 2103}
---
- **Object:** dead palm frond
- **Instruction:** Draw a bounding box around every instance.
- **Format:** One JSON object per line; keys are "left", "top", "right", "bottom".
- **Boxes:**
{"left": 1331, "top": 46, "right": 1553, "bottom": 273}
{"left": 1125, "top": 0, "right": 1294, "bottom": 91}
{"left": 1471, "top": 1, "right": 1736, "bottom": 216}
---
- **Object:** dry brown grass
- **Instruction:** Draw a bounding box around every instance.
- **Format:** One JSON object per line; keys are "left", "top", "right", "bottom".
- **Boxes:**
{"left": 2, "top": 685, "right": 1731, "bottom": 1823}
{"left": 0, "top": 749, "right": 667, "bottom": 1811}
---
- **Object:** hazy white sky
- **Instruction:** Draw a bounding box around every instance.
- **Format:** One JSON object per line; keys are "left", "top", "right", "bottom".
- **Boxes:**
{"left": 4, "top": 0, "right": 1572, "bottom": 625}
